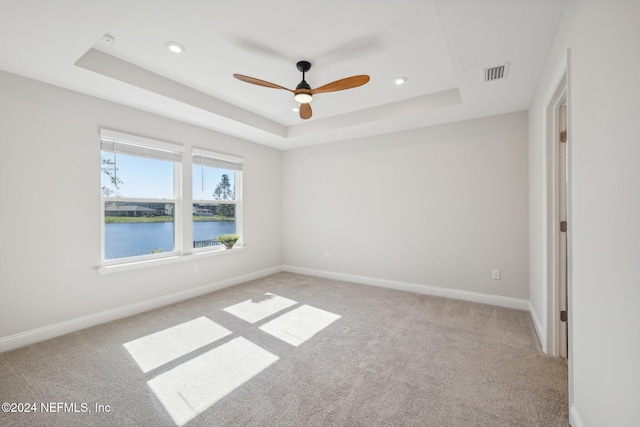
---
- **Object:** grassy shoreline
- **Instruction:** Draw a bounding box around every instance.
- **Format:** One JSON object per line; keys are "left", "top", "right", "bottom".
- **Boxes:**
{"left": 105, "top": 215, "right": 233, "bottom": 224}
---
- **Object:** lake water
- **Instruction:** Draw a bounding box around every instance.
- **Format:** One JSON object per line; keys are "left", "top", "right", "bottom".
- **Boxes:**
{"left": 105, "top": 221, "right": 236, "bottom": 259}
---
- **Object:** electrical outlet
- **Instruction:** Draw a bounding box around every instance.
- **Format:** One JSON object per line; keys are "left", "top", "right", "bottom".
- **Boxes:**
{"left": 492, "top": 268, "right": 501, "bottom": 280}
{"left": 324, "top": 252, "right": 331, "bottom": 260}
{"left": 194, "top": 264, "right": 199, "bottom": 273}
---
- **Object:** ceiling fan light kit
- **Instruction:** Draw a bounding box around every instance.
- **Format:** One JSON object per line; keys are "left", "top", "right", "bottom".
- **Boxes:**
{"left": 294, "top": 92, "right": 313, "bottom": 103}
{"left": 233, "top": 60, "right": 369, "bottom": 120}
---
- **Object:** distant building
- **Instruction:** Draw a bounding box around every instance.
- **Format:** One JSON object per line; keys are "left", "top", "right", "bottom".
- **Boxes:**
{"left": 148, "top": 203, "right": 174, "bottom": 216}
{"left": 105, "top": 204, "right": 159, "bottom": 217}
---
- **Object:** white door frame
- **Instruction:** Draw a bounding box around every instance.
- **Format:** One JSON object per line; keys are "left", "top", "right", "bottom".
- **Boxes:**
{"left": 545, "top": 73, "right": 568, "bottom": 358}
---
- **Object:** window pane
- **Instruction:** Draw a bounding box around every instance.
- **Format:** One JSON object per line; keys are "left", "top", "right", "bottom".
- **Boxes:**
{"left": 193, "top": 203, "right": 236, "bottom": 249}
{"left": 101, "top": 152, "right": 174, "bottom": 199}
{"left": 105, "top": 202, "right": 175, "bottom": 259}
{"left": 192, "top": 165, "right": 235, "bottom": 201}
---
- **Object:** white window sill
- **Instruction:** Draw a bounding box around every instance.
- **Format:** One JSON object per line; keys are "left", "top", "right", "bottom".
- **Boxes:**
{"left": 97, "top": 246, "right": 246, "bottom": 275}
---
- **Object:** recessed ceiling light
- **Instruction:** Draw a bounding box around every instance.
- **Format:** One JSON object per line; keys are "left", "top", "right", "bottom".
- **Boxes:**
{"left": 394, "top": 76, "right": 407, "bottom": 85}
{"left": 292, "top": 107, "right": 299, "bottom": 112}
{"left": 165, "top": 41, "right": 185, "bottom": 54}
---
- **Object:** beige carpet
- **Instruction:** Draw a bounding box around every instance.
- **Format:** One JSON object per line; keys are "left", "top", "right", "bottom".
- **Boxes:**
{"left": 0, "top": 272, "right": 568, "bottom": 426}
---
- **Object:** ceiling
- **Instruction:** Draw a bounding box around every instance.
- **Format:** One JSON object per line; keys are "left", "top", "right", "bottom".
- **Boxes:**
{"left": 0, "top": 0, "right": 567, "bottom": 150}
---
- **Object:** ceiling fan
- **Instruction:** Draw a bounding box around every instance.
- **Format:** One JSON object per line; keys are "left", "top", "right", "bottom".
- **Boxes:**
{"left": 233, "top": 61, "right": 370, "bottom": 120}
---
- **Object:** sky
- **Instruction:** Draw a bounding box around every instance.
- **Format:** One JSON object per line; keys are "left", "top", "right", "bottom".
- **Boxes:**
{"left": 101, "top": 152, "right": 235, "bottom": 201}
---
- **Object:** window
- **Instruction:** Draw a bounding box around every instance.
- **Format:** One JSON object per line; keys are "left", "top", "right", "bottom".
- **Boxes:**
{"left": 192, "top": 148, "right": 243, "bottom": 250}
{"left": 101, "top": 130, "right": 183, "bottom": 262}
{"left": 99, "top": 131, "right": 243, "bottom": 269}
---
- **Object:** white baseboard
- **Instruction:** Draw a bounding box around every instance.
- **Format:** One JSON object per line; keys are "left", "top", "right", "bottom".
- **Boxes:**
{"left": 528, "top": 301, "right": 547, "bottom": 352}
{"left": 282, "top": 265, "right": 529, "bottom": 311}
{"left": 569, "top": 404, "right": 584, "bottom": 427}
{"left": 0, "top": 266, "right": 283, "bottom": 353}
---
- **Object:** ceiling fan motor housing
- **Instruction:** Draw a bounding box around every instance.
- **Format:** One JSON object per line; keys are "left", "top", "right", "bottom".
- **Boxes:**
{"left": 296, "top": 80, "right": 311, "bottom": 91}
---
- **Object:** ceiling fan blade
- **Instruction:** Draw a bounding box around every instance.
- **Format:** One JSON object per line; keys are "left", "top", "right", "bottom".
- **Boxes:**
{"left": 233, "top": 74, "right": 293, "bottom": 92}
{"left": 300, "top": 103, "right": 312, "bottom": 120}
{"left": 312, "top": 75, "right": 370, "bottom": 94}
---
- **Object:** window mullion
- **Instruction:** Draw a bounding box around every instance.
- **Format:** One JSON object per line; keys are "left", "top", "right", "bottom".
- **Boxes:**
{"left": 174, "top": 160, "right": 183, "bottom": 255}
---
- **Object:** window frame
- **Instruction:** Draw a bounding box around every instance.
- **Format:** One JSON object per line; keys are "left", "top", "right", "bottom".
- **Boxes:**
{"left": 98, "top": 131, "right": 246, "bottom": 272}
{"left": 100, "top": 129, "right": 184, "bottom": 265}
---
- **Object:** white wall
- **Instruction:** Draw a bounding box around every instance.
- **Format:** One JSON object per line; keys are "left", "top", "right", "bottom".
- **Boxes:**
{"left": 283, "top": 111, "right": 529, "bottom": 300}
{"left": 529, "top": 0, "right": 640, "bottom": 425}
{"left": 0, "top": 71, "right": 283, "bottom": 343}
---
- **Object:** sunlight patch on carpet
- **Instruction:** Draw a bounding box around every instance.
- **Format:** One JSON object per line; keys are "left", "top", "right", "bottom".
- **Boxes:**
{"left": 147, "top": 337, "right": 278, "bottom": 426}
{"left": 259, "top": 305, "right": 341, "bottom": 346}
{"left": 223, "top": 293, "right": 297, "bottom": 323}
{"left": 123, "top": 317, "right": 231, "bottom": 373}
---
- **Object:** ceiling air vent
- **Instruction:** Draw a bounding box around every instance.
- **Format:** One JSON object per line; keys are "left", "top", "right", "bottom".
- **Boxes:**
{"left": 484, "top": 62, "right": 510, "bottom": 82}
